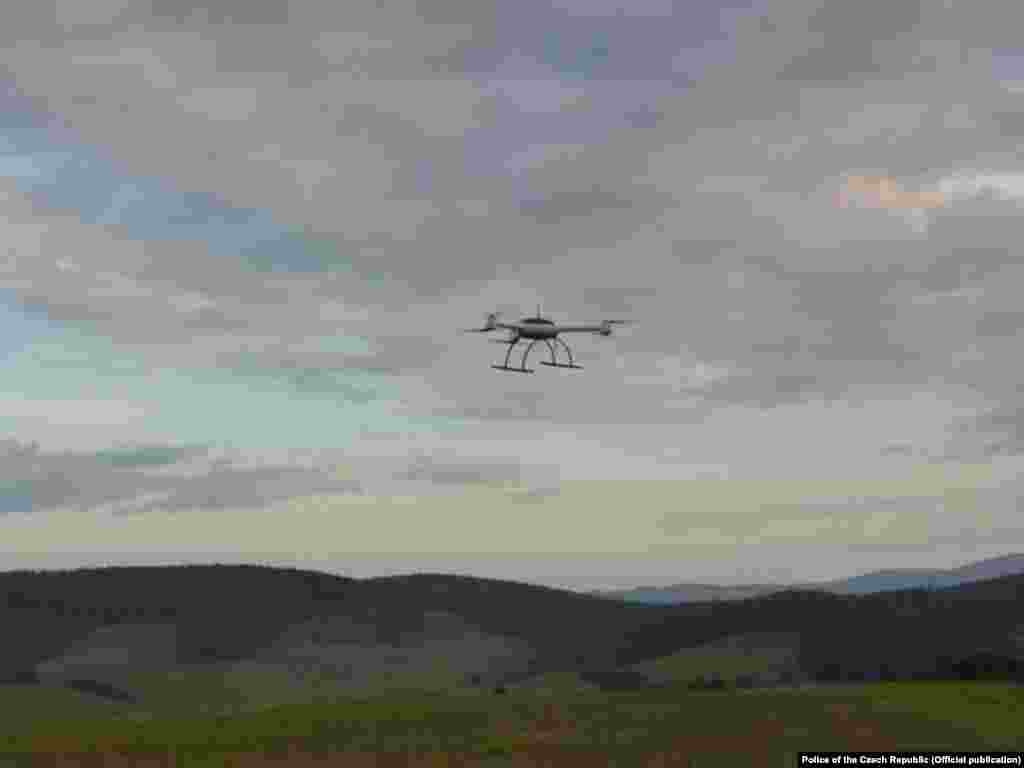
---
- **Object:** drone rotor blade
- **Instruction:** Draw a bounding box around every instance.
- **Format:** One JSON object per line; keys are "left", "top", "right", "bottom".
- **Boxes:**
{"left": 462, "top": 310, "right": 505, "bottom": 333}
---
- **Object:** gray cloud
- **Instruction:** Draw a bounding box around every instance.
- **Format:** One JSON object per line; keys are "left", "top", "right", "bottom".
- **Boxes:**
{"left": 3, "top": 0, "right": 1023, "bottom": 463}
{"left": 991, "top": 109, "right": 1024, "bottom": 139}
{"left": 116, "top": 463, "right": 364, "bottom": 516}
{"left": 147, "top": 0, "right": 292, "bottom": 26}
{"left": 0, "top": 439, "right": 184, "bottom": 514}
{"left": 975, "top": 404, "right": 1024, "bottom": 458}
{"left": 398, "top": 453, "right": 526, "bottom": 488}
{"left": 771, "top": 0, "right": 927, "bottom": 85}
{"left": 0, "top": 439, "right": 362, "bottom": 515}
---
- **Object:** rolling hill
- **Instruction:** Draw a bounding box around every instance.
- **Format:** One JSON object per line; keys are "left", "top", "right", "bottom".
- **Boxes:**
{"left": 592, "top": 553, "right": 1024, "bottom": 603}
{"left": 0, "top": 562, "right": 1021, "bottom": 715}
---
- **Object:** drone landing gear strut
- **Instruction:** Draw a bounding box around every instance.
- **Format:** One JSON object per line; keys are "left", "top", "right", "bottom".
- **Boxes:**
{"left": 539, "top": 337, "right": 583, "bottom": 370}
{"left": 492, "top": 338, "right": 533, "bottom": 373}
{"left": 491, "top": 337, "right": 582, "bottom": 373}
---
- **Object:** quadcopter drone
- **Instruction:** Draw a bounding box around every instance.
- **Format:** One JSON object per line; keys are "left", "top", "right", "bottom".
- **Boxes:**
{"left": 462, "top": 305, "right": 628, "bottom": 373}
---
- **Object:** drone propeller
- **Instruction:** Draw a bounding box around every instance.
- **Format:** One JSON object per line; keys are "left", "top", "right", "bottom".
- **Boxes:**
{"left": 460, "top": 311, "right": 502, "bottom": 333}
{"left": 597, "top": 319, "right": 630, "bottom": 336}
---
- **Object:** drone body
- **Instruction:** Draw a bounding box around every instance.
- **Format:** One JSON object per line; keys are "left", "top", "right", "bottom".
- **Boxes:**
{"left": 462, "top": 306, "right": 627, "bottom": 373}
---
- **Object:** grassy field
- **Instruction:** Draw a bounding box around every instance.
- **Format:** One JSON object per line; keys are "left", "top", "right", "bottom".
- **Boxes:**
{"left": 628, "top": 647, "right": 793, "bottom": 686}
{"left": 623, "top": 631, "right": 801, "bottom": 689}
{"left": 1, "top": 680, "right": 1021, "bottom": 766}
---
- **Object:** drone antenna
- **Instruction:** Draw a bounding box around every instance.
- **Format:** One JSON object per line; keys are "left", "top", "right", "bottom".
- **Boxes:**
{"left": 537, "top": 303, "right": 541, "bottom": 318}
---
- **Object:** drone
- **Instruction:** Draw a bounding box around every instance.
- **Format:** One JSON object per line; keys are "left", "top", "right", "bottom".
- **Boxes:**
{"left": 462, "top": 305, "right": 628, "bottom": 373}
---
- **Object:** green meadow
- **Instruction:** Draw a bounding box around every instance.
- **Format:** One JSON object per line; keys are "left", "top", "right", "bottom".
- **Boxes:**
{"left": 1, "top": 680, "right": 1020, "bottom": 766}
{"left": 628, "top": 646, "right": 795, "bottom": 686}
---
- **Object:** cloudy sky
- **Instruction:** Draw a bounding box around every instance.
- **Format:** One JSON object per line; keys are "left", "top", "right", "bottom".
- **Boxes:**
{"left": 1, "top": 0, "right": 1022, "bottom": 591}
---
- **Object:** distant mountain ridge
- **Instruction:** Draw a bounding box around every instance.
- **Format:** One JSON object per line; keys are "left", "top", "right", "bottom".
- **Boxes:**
{"left": 589, "top": 584, "right": 780, "bottom": 605}
{"left": 591, "top": 553, "right": 1024, "bottom": 604}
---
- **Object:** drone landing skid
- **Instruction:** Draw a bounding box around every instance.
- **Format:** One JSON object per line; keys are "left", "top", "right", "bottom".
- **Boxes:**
{"left": 492, "top": 365, "right": 534, "bottom": 374}
{"left": 539, "top": 362, "right": 584, "bottom": 370}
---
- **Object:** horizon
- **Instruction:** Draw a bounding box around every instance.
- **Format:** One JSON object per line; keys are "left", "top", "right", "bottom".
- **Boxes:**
{"left": 1, "top": 1, "right": 1022, "bottom": 590}
{"left": 1, "top": 550, "right": 1020, "bottom": 595}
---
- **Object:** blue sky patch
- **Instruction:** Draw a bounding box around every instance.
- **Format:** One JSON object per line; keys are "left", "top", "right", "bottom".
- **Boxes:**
{"left": 0, "top": 480, "right": 35, "bottom": 514}
{"left": 0, "top": 85, "right": 372, "bottom": 278}
{"left": 0, "top": 291, "right": 60, "bottom": 366}
{"left": 90, "top": 444, "right": 196, "bottom": 468}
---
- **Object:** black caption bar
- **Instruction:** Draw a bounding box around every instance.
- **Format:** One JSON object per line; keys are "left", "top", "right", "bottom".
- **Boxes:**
{"left": 799, "top": 754, "right": 1022, "bottom": 766}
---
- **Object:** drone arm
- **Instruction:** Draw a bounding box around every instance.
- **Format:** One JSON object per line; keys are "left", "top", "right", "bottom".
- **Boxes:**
{"left": 462, "top": 322, "right": 516, "bottom": 333}
{"left": 553, "top": 324, "right": 604, "bottom": 334}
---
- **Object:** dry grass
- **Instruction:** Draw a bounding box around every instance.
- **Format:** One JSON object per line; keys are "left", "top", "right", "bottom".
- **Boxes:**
{"left": 827, "top": 703, "right": 900, "bottom": 751}
{"left": 18, "top": 682, "right": 1014, "bottom": 766}
{"left": 19, "top": 702, "right": 837, "bottom": 766}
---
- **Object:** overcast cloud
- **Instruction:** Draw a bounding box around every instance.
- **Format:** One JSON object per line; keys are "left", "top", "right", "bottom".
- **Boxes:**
{"left": 0, "top": 0, "right": 1021, "bottom": 589}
